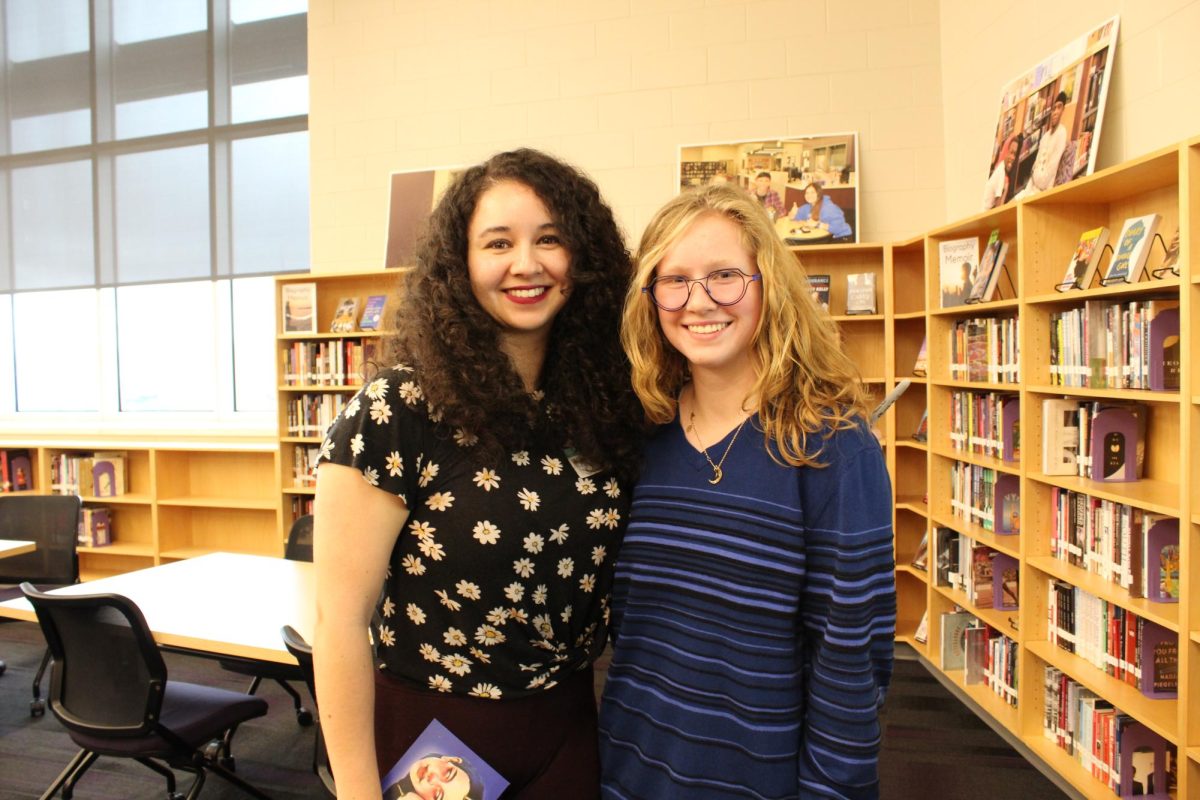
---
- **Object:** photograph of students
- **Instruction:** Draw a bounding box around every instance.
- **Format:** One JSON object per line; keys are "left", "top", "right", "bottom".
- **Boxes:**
{"left": 599, "top": 183, "right": 896, "bottom": 799}
{"left": 313, "top": 148, "right": 643, "bottom": 799}
{"left": 789, "top": 182, "right": 854, "bottom": 240}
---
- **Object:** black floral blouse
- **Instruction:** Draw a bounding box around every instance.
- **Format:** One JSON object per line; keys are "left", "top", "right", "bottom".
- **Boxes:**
{"left": 316, "top": 364, "right": 629, "bottom": 699}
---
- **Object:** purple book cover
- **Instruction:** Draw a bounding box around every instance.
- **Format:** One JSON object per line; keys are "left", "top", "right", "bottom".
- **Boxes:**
{"left": 1000, "top": 397, "right": 1019, "bottom": 462}
{"left": 1118, "top": 721, "right": 1169, "bottom": 798}
{"left": 9, "top": 451, "right": 33, "bottom": 491}
{"left": 991, "top": 552, "right": 1019, "bottom": 610}
{"left": 1148, "top": 306, "right": 1180, "bottom": 391}
{"left": 994, "top": 473, "right": 1019, "bottom": 534}
{"left": 1088, "top": 405, "right": 1139, "bottom": 482}
{"left": 1145, "top": 516, "right": 1179, "bottom": 603}
{"left": 1139, "top": 620, "right": 1178, "bottom": 699}
{"left": 382, "top": 719, "right": 509, "bottom": 800}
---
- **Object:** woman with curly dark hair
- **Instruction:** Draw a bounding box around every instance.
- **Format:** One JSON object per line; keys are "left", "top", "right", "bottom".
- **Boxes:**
{"left": 313, "top": 149, "right": 643, "bottom": 799}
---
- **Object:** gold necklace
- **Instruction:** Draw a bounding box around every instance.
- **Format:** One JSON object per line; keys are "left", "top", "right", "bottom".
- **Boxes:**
{"left": 687, "top": 411, "right": 749, "bottom": 485}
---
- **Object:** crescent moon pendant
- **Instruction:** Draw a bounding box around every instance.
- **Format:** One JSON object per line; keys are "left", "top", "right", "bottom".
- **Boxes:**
{"left": 708, "top": 467, "right": 723, "bottom": 484}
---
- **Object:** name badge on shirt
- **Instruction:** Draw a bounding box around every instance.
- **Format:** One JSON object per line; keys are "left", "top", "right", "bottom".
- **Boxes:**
{"left": 564, "top": 447, "right": 602, "bottom": 478}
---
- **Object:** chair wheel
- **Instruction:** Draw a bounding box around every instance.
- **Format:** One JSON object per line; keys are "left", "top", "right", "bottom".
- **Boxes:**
{"left": 30, "top": 699, "right": 45, "bottom": 717}
{"left": 297, "top": 708, "right": 314, "bottom": 726}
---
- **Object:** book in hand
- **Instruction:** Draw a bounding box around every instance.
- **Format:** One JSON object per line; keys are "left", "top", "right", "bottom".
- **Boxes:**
{"left": 1058, "top": 226, "right": 1108, "bottom": 289}
{"left": 382, "top": 719, "right": 508, "bottom": 800}
{"left": 938, "top": 236, "right": 979, "bottom": 308}
{"left": 330, "top": 296, "right": 359, "bottom": 333}
{"left": 844, "top": 272, "right": 876, "bottom": 315}
{"left": 282, "top": 282, "right": 318, "bottom": 334}
{"left": 1104, "top": 213, "right": 1161, "bottom": 285}
{"left": 807, "top": 274, "right": 830, "bottom": 311}
{"left": 967, "top": 229, "right": 1008, "bottom": 303}
{"left": 360, "top": 294, "right": 388, "bottom": 330}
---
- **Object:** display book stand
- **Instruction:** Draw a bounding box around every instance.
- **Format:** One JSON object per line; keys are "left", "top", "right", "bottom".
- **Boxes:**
{"left": 879, "top": 136, "right": 1200, "bottom": 800}
{"left": 1054, "top": 233, "right": 1179, "bottom": 292}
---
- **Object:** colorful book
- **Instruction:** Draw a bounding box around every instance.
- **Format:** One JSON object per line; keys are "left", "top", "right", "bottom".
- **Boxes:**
{"left": 1103, "top": 213, "right": 1161, "bottom": 284}
{"left": 967, "top": 229, "right": 1008, "bottom": 303}
{"left": 939, "top": 610, "right": 972, "bottom": 670}
{"left": 78, "top": 507, "right": 112, "bottom": 547}
{"left": 282, "top": 282, "right": 318, "bottom": 334}
{"left": 1000, "top": 397, "right": 1020, "bottom": 462}
{"left": 994, "top": 473, "right": 1019, "bottom": 534}
{"left": 1144, "top": 516, "right": 1179, "bottom": 603}
{"left": 1058, "top": 226, "right": 1108, "bottom": 289}
{"left": 1041, "top": 398, "right": 1079, "bottom": 476}
{"left": 360, "top": 294, "right": 388, "bottom": 331}
{"left": 382, "top": 719, "right": 508, "bottom": 800}
{"left": 971, "top": 544, "right": 995, "bottom": 608}
{"left": 330, "top": 297, "right": 359, "bottom": 333}
{"left": 912, "top": 336, "right": 928, "bottom": 377}
{"left": 992, "top": 552, "right": 1019, "bottom": 610}
{"left": 807, "top": 274, "right": 830, "bottom": 311}
{"left": 939, "top": 237, "right": 979, "bottom": 308}
{"left": 844, "top": 272, "right": 876, "bottom": 315}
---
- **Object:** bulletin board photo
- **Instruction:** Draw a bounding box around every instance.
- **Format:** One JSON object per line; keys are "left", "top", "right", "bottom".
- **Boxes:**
{"left": 678, "top": 133, "right": 859, "bottom": 245}
{"left": 982, "top": 16, "right": 1119, "bottom": 210}
{"left": 385, "top": 166, "right": 465, "bottom": 268}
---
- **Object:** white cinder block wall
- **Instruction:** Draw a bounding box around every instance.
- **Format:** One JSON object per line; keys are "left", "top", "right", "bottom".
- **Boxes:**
{"left": 307, "top": 0, "right": 946, "bottom": 273}
{"left": 940, "top": 0, "right": 1200, "bottom": 220}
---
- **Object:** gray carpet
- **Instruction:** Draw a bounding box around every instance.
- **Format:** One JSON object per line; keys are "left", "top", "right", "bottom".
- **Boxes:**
{"left": 0, "top": 619, "right": 1068, "bottom": 798}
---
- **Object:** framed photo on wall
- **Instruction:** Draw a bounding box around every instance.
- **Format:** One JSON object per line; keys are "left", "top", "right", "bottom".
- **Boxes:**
{"left": 678, "top": 133, "right": 860, "bottom": 245}
{"left": 982, "top": 16, "right": 1119, "bottom": 210}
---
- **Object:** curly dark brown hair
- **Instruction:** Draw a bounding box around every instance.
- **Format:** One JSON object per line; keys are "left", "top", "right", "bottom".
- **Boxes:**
{"left": 385, "top": 148, "right": 643, "bottom": 479}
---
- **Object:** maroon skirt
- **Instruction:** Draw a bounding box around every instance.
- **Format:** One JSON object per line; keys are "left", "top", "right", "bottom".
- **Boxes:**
{"left": 374, "top": 666, "right": 599, "bottom": 799}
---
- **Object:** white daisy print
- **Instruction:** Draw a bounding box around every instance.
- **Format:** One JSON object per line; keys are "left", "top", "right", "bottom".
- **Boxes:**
{"left": 475, "top": 625, "right": 506, "bottom": 646}
{"left": 428, "top": 675, "right": 452, "bottom": 692}
{"left": 470, "top": 647, "right": 492, "bottom": 664}
{"left": 408, "top": 520, "right": 436, "bottom": 540}
{"left": 517, "top": 488, "right": 540, "bottom": 511}
{"left": 486, "top": 607, "right": 511, "bottom": 626}
{"left": 591, "top": 545, "right": 607, "bottom": 565}
{"left": 401, "top": 554, "right": 425, "bottom": 576}
{"left": 381, "top": 597, "right": 396, "bottom": 618}
{"left": 549, "top": 524, "right": 569, "bottom": 545}
{"left": 362, "top": 466, "right": 379, "bottom": 486}
{"left": 417, "top": 538, "right": 445, "bottom": 561}
{"left": 513, "top": 558, "right": 535, "bottom": 578}
{"left": 405, "top": 603, "right": 426, "bottom": 625}
{"left": 523, "top": 532, "right": 545, "bottom": 554}
{"left": 540, "top": 455, "right": 563, "bottom": 475}
{"left": 365, "top": 377, "right": 389, "bottom": 400}
{"left": 503, "top": 582, "right": 525, "bottom": 602}
{"left": 561, "top": 605, "right": 573, "bottom": 623}
{"left": 575, "top": 477, "right": 596, "bottom": 495}
{"left": 418, "top": 462, "right": 440, "bottom": 488}
{"left": 586, "top": 509, "right": 605, "bottom": 529}
{"left": 344, "top": 397, "right": 361, "bottom": 418}
{"left": 350, "top": 433, "right": 365, "bottom": 456}
{"left": 318, "top": 438, "right": 334, "bottom": 461}
{"left": 385, "top": 451, "right": 403, "bottom": 476}
{"left": 604, "top": 508, "right": 622, "bottom": 529}
{"left": 527, "top": 673, "right": 548, "bottom": 690}
{"left": 472, "top": 520, "right": 501, "bottom": 545}
{"left": 469, "top": 683, "right": 502, "bottom": 699}
{"left": 580, "top": 574, "right": 596, "bottom": 592}
{"left": 378, "top": 624, "right": 396, "bottom": 647}
{"left": 512, "top": 450, "right": 530, "bottom": 466}
{"left": 473, "top": 469, "right": 500, "bottom": 491}
{"left": 455, "top": 580, "right": 481, "bottom": 600}
{"left": 454, "top": 428, "right": 479, "bottom": 447}
{"left": 557, "top": 558, "right": 575, "bottom": 578}
{"left": 369, "top": 398, "right": 392, "bottom": 425}
{"left": 532, "top": 585, "right": 548, "bottom": 605}
{"left": 443, "top": 628, "right": 467, "bottom": 647}
{"left": 425, "top": 492, "right": 454, "bottom": 511}
{"left": 419, "top": 643, "right": 441, "bottom": 662}
{"left": 399, "top": 381, "right": 422, "bottom": 405}
{"left": 604, "top": 478, "right": 621, "bottom": 498}
{"left": 435, "top": 589, "right": 462, "bottom": 612}
{"left": 426, "top": 403, "right": 444, "bottom": 423}
{"left": 509, "top": 608, "right": 529, "bottom": 625}
{"left": 532, "top": 614, "right": 554, "bottom": 638}
{"left": 440, "top": 653, "right": 472, "bottom": 676}
{"left": 519, "top": 663, "right": 542, "bottom": 673}
{"left": 394, "top": 362, "right": 413, "bottom": 373}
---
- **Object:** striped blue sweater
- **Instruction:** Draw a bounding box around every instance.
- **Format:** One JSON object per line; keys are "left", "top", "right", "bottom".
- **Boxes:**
{"left": 598, "top": 417, "right": 896, "bottom": 800}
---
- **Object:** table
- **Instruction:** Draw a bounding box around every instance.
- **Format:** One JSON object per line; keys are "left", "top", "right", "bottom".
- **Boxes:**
{"left": 775, "top": 217, "right": 833, "bottom": 242}
{"left": 0, "top": 539, "right": 37, "bottom": 675}
{"left": 0, "top": 552, "right": 314, "bottom": 666}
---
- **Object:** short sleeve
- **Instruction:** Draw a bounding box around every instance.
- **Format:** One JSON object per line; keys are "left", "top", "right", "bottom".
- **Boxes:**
{"left": 315, "top": 366, "right": 425, "bottom": 506}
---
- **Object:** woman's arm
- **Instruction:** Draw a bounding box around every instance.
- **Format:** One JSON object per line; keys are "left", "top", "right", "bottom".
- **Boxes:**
{"left": 820, "top": 200, "right": 853, "bottom": 238}
{"left": 314, "top": 461, "right": 410, "bottom": 800}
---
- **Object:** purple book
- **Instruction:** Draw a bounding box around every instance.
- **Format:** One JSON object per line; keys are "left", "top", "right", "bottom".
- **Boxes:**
{"left": 1139, "top": 619, "right": 1177, "bottom": 699}
{"left": 1118, "top": 720, "right": 1170, "bottom": 798}
{"left": 1000, "top": 397, "right": 1019, "bottom": 462}
{"left": 1148, "top": 306, "right": 1180, "bottom": 391}
{"left": 991, "top": 552, "right": 1018, "bottom": 610}
{"left": 382, "top": 719, "right": 509, "bottom": 800}
{"left": 993, "top": 473, "right": 1019, "bottom": 534}
{"left": 1088, "top": 404, "right": 1140, "bottom": 482}
{"left": 1144, "top": 516, "right": 1179, "bottom": 603}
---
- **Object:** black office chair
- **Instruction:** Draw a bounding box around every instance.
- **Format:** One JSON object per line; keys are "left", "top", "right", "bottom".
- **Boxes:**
{"left": 282, "top": 625, "right": 335, "bottom": 796}
{"left": 20, "top": 582, "right": 272, "bottom": 800}
{"left": 0, "top": 494, "right": 81, "bottom": 714}
{"left": 218, "top": 515, "right": 314, "bottom": 726}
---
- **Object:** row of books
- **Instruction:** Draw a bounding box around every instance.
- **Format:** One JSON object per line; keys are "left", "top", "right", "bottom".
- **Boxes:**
{"left": 290, "top": 496, "right": 314, "bottom": 520}
{"left": 939, "top": 611, "right": 1018, "bottom": 706}
{"left": 78, "top": 507, "right": 112, "bottom": 547}
{"left": 1047, "top": 297, "right": 1179, "bottom": 390}
{"left": 949, "top": 461, "right": 1020, "bottom": 535}
{"left": 1057, "top": 216, "right": 1177, "bottom": 291}
{"left": 1049, "top": 487, "right": 1179, "bottom": 603}
{"left": 285, "top": 394, "right": 348, "bottom": 438}
{"left": 947, "top": 316, "right": 1019, "bottom": 384}
{"left": 282, "top": 339, "right": 378, "bottom": 387}
{"left": 947, "top": 391, "right": 1019, "bottom": 463}
{"left": 1041, "top": 399, "right": 1145, "bottom": 482}
{"left": 49, "top": 453, "right": 127, "bottom": 497}
{"left": 282, "top": 283, "right": 388, "bottom": 335}
{"left": 292, "top": 445, "right": 321, "bottom": 488}
{"left": 1043, "top": 668, "right": 1175, "bottom": 797}
{"left": 935, "top": 528, "right": 1019, "bottom": 611}
{"left": 803, "top": 273, "right": 879, "bottom": 315}
{"left": 0, "top": 448, "right": 33, "bottom": 492}
{"left": 1047, "top": 580, "right": 1176, "bottom": 698}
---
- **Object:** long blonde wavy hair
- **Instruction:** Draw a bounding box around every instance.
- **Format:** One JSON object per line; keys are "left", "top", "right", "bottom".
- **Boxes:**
{"left": 621, "top": 184, "right": 870, "bottom": 468}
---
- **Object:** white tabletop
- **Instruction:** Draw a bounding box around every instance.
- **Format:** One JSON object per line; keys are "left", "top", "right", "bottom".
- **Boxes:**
{"left": 0, "top": 539, "right": 36, "bottom": 559}
{"left": 0, "top": 552, "right": 314, "bottom": 665}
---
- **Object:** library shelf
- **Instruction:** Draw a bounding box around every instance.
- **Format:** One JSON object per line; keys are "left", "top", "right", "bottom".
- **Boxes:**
{"left": 959, "top": 677, "right": 1020, "bottom": 733}
{"left": 156, "top": 496, "right": 278, "bottom": 511}
{"left": 931, "top": 583, "right": 1015, "bottom": 637}
{"left": 1023, "top": 276, "right": 1182, "bottom": 306}
{"left": 77, "top": 542, "right": 155, "bottom": 558}
{"left": 1025, "top": 385, "right": 1182, "bottom": 404}
{"left": 894, "top": 498, "right": 928, "bottom": 516}
{"left": 1024, "top": 472, "right": 1179, "bottom": 517}
{"left": 928, "top": 510, "right": 1020, "bottom": 559}
{"left": 279, "top": 330, "right": 388, "bottom": 341}
{"left": 930, "top": 297, "right": 1021, "bottom": 317}
{"left": 929, "top": 444, "right": 1020, "bottom": 475}
{"left": 1025, "top": 555, "right": 1180, "bottom": 632}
